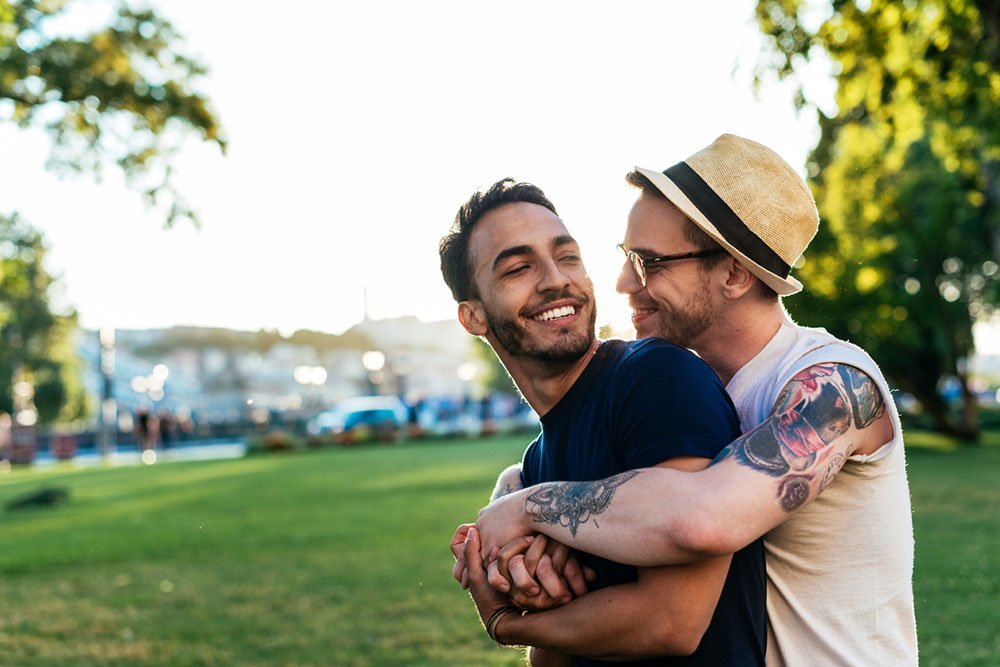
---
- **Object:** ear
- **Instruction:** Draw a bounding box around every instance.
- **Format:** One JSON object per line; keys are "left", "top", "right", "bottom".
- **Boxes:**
{"left": 457, "top": 300, "right": 488, "bottom": 336}
{"left": 720, "top": 258, "right": 756, "bottom": 299}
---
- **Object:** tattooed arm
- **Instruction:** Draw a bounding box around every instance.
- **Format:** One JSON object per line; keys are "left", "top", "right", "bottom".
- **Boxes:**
{"left": 477, "top": 363, "right": 893, "bottom": 567}
{"left": 491, "top": 463, "right": 524, "bottom": 501}
{"left": 467, "top": 458, "right": 734, "bottom": 660}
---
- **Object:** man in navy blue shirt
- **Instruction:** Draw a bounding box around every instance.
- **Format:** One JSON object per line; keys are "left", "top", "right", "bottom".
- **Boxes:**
{"left": 440, "top": 178, "right": 765, "bottom": 665}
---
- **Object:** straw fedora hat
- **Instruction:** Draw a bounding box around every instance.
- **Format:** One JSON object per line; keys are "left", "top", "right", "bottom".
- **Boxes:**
{"left": 635, "top": 134, "right": 819, "bottom": 296}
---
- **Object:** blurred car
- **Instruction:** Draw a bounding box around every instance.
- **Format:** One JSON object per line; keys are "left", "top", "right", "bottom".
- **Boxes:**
{"left": 307, "top": 396, "right": 408, "bottom": 444}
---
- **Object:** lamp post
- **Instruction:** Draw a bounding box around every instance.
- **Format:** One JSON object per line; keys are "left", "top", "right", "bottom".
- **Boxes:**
{"left": 97, "top": 327, "right": 117, "bottom": 460}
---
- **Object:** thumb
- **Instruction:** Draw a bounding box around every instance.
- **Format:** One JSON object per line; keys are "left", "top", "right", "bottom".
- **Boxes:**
{"left": 463, "top": 527, "right": 486, "bottom": 583}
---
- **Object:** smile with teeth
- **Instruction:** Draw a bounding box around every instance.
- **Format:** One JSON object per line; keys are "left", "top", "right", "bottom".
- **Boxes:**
{"left": 535, "top": 305, "right": 577, "bottom": 322}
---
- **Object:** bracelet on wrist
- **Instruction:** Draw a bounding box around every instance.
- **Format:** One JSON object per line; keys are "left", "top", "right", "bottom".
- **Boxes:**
{"left": 485, "top": 605, "right": 521, "bottom": 646}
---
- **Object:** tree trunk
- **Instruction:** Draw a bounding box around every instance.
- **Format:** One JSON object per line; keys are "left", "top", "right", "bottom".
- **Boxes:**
{"left": 891, "top": 375, "right": 980, "bottom": 441}
{"left": 956, "top": 372, "right": 982, "bottom": 444}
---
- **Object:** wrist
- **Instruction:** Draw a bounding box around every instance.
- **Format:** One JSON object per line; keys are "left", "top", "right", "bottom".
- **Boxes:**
{"left": 486, "top": 604, "right": 522, "bottom": 646}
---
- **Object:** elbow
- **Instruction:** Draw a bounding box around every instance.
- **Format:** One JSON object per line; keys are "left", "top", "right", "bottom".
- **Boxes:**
{"left": 671, "top": 515, "right": 735, "bottom": 560}
{"left": 647, "top": 617, "right": 707, "bottom": 657}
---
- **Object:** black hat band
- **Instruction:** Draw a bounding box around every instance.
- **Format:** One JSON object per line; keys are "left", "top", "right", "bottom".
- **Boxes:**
{"left": 663, "top": 162, "right": 791, "bottom": 278}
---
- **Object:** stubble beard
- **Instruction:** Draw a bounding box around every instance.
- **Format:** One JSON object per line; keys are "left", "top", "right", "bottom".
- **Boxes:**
{"left": 485, "top": 301, "right": 596, "bottom": 366}
{"left": 660, "top": 276, "right": 715, "bottom": 350}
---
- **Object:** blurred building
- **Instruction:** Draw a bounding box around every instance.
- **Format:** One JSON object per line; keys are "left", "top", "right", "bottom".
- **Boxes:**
{"left": 78, "top": 317, "right": 484, "bottom": 432}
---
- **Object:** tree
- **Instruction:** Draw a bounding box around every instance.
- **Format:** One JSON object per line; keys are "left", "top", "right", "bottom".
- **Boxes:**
{"left": 755, "top": 0, "right": 1000, "bottom": 439}
{"left": 0, "top": 213, "right": 87, "bottom": 424}
{"left": 0, "top": 0, "right": 224, "bottom": 226}
{"left": 0, "top": 0, "right": 223, "bottom": 425}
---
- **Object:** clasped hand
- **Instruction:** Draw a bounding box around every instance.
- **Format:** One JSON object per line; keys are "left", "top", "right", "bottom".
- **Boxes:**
{"left": 451, "top": 523, "right": 595, "bottom": 611}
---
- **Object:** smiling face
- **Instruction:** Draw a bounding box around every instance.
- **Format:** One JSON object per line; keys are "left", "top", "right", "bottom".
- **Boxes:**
{"left": 462, "top": 202, "right": 596, "bottom": 366}
{"left": 616, "top": 192, "right": 722, "bottom": 349}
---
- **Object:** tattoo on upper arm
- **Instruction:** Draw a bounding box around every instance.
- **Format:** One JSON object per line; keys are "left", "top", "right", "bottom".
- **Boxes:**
{"left": 522, "top": 471, "right": 640, "bottom": 536}
{"left": 715, "top": 363, "right": 885, "bottom": 513}
{"left": 836, "top": 365, "right": 886, "bottom": 428}
{"left": 491, "top": 483, "right": 516, "bottom": 502}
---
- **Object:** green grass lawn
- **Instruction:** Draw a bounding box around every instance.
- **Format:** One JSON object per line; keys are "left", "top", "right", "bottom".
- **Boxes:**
{"left": 1, "top": 433, "right": 997, "bottom": 666}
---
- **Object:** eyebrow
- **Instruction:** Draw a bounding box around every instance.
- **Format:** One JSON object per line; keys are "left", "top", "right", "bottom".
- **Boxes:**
{"left": 625, "top": 244, "right": 662, "bottom": 258}
{"left": 491, "top": 235, "right": 578, "bottom": 271}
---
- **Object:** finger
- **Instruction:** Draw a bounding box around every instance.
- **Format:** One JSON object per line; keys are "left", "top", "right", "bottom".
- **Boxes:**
{"left": 508, "top": 554, "right": 540, "bottom": 597}
{"left": 487, "top": 558, "right": 510, "bottom": 593}
{"left": 460, "top": 567, "right": 469, "bottom": 590}
{"left": 462, "top": 527, "right": 486, "bottom": 585}
{"left": 450, "top": 523, "right": 473, "bottom": 559}
{"left": 584, "top": 565, "right": 597, "bottom": 582}
{"left": 496, "top": 536, "right": 533, "bottom": 566}
{"left": 450, "top": 524, "right": 474, "bottom": 585}
{"left": 535, "top": 554, "right": 570, "bottom": 604}
{"left": 512, "top": 588, "right": 556, "bottom": 611}
{"left": 548, "top": 541, "right": 570, "bottom": 575}
{"left": 496, "top": 536, "right": 533, "bottom": 586}
{"left": 453, "top": 555, "right": 467, "bottom": 586}
{"left": 562, "top": 556, "right": 588, "bottom": 597}
{"left": 522, "top": 534, "right": 548, "bottom": 577}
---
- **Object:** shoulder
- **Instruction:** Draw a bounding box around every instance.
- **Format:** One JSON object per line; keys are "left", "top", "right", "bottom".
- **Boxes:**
{"left": 622, "top": 339, "right": 728, "bottom": 402}
{"left": 772, "top": 361, "right": 893, "bottom": 456}
{"left": 612, "top": 337, "right": 719, "bottom": 380}
{"left": 605, "top": 338, "right": 736, "bottom": 424}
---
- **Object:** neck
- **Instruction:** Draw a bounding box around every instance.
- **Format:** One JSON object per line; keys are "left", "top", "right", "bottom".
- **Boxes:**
{"left": 499, "top": 339, "right": 601, "bottom": 416}
{"left": 694, "top": 301, "right": 786, "bottom": 385}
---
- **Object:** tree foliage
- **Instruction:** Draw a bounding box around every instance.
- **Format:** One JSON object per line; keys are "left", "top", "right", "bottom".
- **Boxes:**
{"left": 0, "top": 0, "right": 224, "bottom": 226}
{"left": 755, "top": 0, "right": 1000, "bottom": 438}
{"left": 0, "top": 0, "right": 223, "bottom": 424}
{"left": 0, "top": 213, "right": 87, "bottom": 424}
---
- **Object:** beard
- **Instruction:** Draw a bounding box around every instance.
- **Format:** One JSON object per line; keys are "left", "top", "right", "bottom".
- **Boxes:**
{"left": 484, "top": 295, "right": 596, "bottom": 366}
{"left": 659, "top": 277, "right": 715, "bottom": 349}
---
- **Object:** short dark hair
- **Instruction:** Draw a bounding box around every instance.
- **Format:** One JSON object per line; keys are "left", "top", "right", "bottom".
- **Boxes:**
{"left": 625, "top": 170, "right": 778, "bottom": 301}
{"left": 439, "top": 178, "right": 558, "bottom": 302}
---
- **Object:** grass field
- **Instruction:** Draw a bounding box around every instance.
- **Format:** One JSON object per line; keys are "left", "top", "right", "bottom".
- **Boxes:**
{"left": 1, "top": 433, "right": 998, "bottom": 666}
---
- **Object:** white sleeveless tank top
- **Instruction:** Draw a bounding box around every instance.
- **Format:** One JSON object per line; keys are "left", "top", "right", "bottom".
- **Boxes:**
{"left": 726, "top": 318, "right": 918, "bottom": 666}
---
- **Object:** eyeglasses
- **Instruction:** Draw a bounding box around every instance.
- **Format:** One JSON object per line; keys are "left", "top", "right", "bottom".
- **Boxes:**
{"left": 617, "top": 244, "right": 726, "bottom": 286}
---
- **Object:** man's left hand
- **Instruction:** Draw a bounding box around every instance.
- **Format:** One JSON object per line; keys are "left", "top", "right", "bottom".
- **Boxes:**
{"left": 462, "top": 526, "right": 517, "bottom": 629}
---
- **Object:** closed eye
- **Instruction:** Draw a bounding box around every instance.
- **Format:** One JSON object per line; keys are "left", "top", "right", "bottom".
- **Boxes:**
{"left": 501, "top": 264, "right": 529, "bottom": 277}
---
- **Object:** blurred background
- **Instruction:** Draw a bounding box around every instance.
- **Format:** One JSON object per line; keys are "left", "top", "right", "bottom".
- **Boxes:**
{"left": 1, "top": 1, "right": 999, "bottom": 665}
{"left": 1, "top": 0, "right": 997, "bottom": 459}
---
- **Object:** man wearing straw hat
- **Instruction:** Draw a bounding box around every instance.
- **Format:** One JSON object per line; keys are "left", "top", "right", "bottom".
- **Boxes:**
{"left": 466, "top": 135, "right": 918, "bottom": 665}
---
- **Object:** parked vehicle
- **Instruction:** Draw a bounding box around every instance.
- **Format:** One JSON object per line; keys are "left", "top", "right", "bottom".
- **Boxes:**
{"left": 307, "top": 396, "right": 408, "bottom": 444}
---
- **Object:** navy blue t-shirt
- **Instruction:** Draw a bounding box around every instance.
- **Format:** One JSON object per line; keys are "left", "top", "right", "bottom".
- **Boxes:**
{"left": 521, "top": 339, "right": 766, "bottom": 666}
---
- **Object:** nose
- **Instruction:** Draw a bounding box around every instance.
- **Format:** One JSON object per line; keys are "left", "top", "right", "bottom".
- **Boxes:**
{"left": 616, "top": 259, "right": 641, "bottom": 295}
{"left": 537, "top": 257, "right": 571, "bottom": 292}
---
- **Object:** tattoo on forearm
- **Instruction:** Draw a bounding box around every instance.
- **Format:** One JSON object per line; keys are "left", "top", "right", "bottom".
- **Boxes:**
{"left": 714, "top": 363, "right": 886, "bottom": 513}
{"left": 523, "top": 471, "right": 640, "bottom": 537}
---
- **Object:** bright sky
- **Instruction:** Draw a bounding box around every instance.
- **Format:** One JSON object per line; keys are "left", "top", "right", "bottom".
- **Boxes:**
{"left": 2, "top": 0, "right": 832, "bottom": 336}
